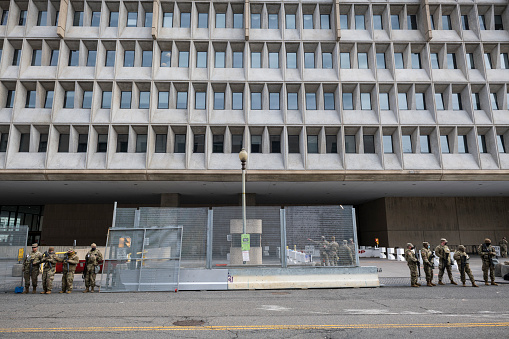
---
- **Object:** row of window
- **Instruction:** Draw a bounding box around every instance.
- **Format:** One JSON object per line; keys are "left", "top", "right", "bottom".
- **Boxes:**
{"left": 5, "top": 84, "right": 509, "bottom": 111}
{"left": 1, "top": 127, "right": 507, "bottom": 156}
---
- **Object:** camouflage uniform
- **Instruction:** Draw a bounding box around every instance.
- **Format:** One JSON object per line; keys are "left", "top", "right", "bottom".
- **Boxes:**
{"left": 328, "top": 237, "right": 339, "bottom": 266}
{"left": 22, "top": 244, "right": 43, "bottom": 294}
{"left": 83, "top": 244, "right": 103, "bottom": 293}
{"left": 435, "top": 239, "right": 457, "bottom": 285}
{"left": 347, "top": 239, "right": 356, "bottom": 258}
{"left": 40, "top": 248, "right": 59, "bottom": 294}
{"left": 61, "top": 249, "right": 80, "bottom": 293}
{"left": 309, "top": 237, "right": 330, "bottom": 266}
{"left": 420, "top": 242, "right": 435, "bottom": 286}
{"left": 404, "top": 243, "right": 420, "bottom": 287}
{"left": 453, "top": 246, "right": 478, "bottom": 287}
{"left": 500, "top": 237, "right": 508, "bottom": 258}
{"left": 478, "top": 239, "right": 498, "bottom": 285}
{"left": 338, "top": 240, "right": 354, "bottom": 266}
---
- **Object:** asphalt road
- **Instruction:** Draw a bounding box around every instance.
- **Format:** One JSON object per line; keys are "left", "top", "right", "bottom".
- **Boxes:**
{"left": 1, "top": 284, "right": 508, "bottom": 338}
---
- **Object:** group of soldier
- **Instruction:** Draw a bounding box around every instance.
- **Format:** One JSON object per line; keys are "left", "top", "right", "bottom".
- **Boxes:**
{"left": 308, "top": 236, "right": 356, "bottom": 266}
{"left": 22, "top": 243, "right": 103, "bottom": 294}
{"left": 404, "top": 237, "right": 507, "bottom": 288}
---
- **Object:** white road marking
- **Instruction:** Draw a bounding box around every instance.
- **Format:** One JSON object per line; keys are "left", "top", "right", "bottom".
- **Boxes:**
{"left": 343, "top": 309, "right": 443, "bottom": 315}
{"left": 258, "top": 305, "right": 292, "bottom": 312}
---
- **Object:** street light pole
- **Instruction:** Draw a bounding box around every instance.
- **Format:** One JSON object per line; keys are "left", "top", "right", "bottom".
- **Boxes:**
{"left": 239, "top": 148, "right": 248, "bottom": 235}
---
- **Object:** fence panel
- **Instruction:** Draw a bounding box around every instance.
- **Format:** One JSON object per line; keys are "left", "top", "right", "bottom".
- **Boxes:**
{"left": 0, "top": 226, "right": 29, "bottom": 292}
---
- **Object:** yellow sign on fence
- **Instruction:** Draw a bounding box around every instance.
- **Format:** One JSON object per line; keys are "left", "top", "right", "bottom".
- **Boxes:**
{"left": 17, "top": 248, "right": 24, "bottom": 262}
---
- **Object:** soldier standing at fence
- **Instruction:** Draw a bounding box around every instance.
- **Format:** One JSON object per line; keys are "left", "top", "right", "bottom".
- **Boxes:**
{"left": 308, "top": 236, "right": 330, "bottom": 266}
{"left": 22, "top": 244, "right": 43, "bottom": 294}
{"left": 478, "top": 238, "right": 498, "bottom": 286}
{"left": 83, "top": 243, "right": 103, "bottom": 293}
{"left": 348, "top": 238, "right": 356, "bottom": 257}
{"left": 328, "top": 236, "right": 339, "bottom": 266}
{"left": 338, "top": 240, "right": 354, "bottom": 266}
{"left": 40, "top": 247, "right": 59, "bottom": 294}
{"left": 435, "top": 238, "right": 457, "bottom": 285}
{"left": 453, "top": 245, "right": 478, "bottom": 287}
{"left": 60, "top": 248, "right": 80, "bottom": 294}
{"left": 500, "top": 237, "right": 508, "bottom": 258}
{"left": 420, "top": 242, "right": 435, "bottom": 287}
{"left": 405, "top": 243, "right": 420, "bottom": 287}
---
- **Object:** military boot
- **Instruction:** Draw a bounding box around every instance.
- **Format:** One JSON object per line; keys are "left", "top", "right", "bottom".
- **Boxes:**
{"left": 431, "top": 282, "right": 437, "bottom": 286}
{"left": 66, "top": 290, "right": 71, "bottom": 294}
{"left": 438, "top": 281, "right": 445, "bottom": 285}
{"left": 462, "top": 283, "right": 466, "bottom": 287}
{"left": 472, "top": 283, "right": 478, "bottom": 287}
{"left": 90, "top": 287, "right": 95, "bottom": 293}
{"left": 427, "top": 281, "right": 433, "bottom": 287}
{"left": 22, "top": 289, "right": 28, "bottom": 294}
{"left": 485, "top": 281, "right": 490, "bottom": 286}
{"left": 40, "top": 291, "right": 46, "bottom": 294}
{"left": 83, "top": 287, "right": 89, "bottom": 293}
{"left": 59, "top": 291, "right": 65, "bottom": 293}
{"left": 450, "top": 280, "right": 457, "bottom": 285}
{"left": 411, "top": 284, "right": 420, "bottom": 287}
{"left": 46, "top": 291, "right": 52, "bottom": 294}
{"left": 491, "top": 282, "right": 498, "bottom": 286}
{"left": 32, "top": 287, "right": 36, "bottom": 294}
{"left": 416, "top": 282, "right": 421, "bottom": 286}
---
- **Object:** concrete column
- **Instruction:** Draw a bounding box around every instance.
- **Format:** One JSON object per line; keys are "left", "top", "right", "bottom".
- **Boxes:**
{"left": 238, "top": 193, "right": 256, "bottom": 206}
{"left": 421, "top": 0, "right": 432, "bottom": 41}
{"left": 244, "top": 0, "right": 249, "bottom": 40}
{"left": 335, "top": 0, "right": 341, "bottom": 41}
{"left": 152, "top": 0, "right": 160, "bottom": 39}
{"left": 57, "top": 0, "right": 69, "bottom": 38}
{"left": 160, "top": 193, "right": 181, "bottom": 207}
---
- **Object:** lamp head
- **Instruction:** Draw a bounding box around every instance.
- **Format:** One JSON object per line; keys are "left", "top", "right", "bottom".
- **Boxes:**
{"left": 239, "top": 148, "right": 248, "bottom": 162}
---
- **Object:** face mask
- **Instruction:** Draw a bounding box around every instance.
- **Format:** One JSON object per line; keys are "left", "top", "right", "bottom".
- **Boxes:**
{"left": 92, "top": 247, "right": 96, "bottom": 251}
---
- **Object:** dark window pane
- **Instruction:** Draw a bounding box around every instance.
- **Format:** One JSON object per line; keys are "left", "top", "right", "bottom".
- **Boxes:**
{"left": 155, "top": 134, "right": 167, "bottom": 153}
{"left": 408, "top": 15, "right": 417, "bottom": 30}
{"left": 461, "top": 15, "right": 469, "bottom": 30}
{"left": 73, "top": 11, "right": 83, "bottom": 26}
{"left": 136, "top": 134, "right": 147, "bottom": 153}
{"left": 77, "top": 134, "right": 87, "bottom": 152}
{"left": 97, "top": 134, "right": 108, "bottom": 152}
{"left": 307, "top": 135, "right": 318, "bottom": 153}
{"left": 37, "top": 134, "right": 47, "bottom": 152}
{"left": 175, "top": 134, "right": 186, "bottom": 153}
{"left": 44, "top": 91, "right": 54, "bottom": 108}
{"left": 363, "top": 135, "right": 375, "bottom": 153}
{"left": 212, "top": 134, "right": 224, "bottom": 153}
{"left": 68, "top": 50, "right": 79, "bottom": 66}
{"left": 50, "top": 50, "right": 59, "bottom": 66}
{"left": 19, "top": 10, "right": 27, "bottom": 26}
{"left": 193, "top": 134, "right": 204, "bottom": 153}
{"left": 116, "top": 134, "right": 128, "bottom": 152}
{"left": 345, "top": 135, "right": 356, "bottom": 153}
{"left": 25, "top": 91, "right": 36, "bottom": 108}
{"left": 326, "top": 135, "right": 337, "bottom": 153}
{"left": 251, "top": 135, "right": 262, "bottom": 153}
{"left": 232, "top": 134, "right": 243, "bottom": 153}
{"left": 6, "top": 90, "right": 15, "bottom": 108}
{"left": 288, "top": 135, "right": 299, "bottom": 153}
{"left": 58, "top": 134, "right": 69, "bottom": 152}
{"left": 20, "top": 133, "right": 30, "bottom": 152}
{"left": 270, "top": 135, "right": 280, "bottom": 153}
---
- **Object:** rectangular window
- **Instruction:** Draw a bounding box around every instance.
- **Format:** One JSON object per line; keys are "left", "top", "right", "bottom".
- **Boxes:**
{"left": 305, "top": 93, "right": 316, "bottom": 110}
{"left": 58, "top": 134, "right": 69, "bottom": 152}
{"left": 251, "top": 13, "right": 261, "bottom": 29}
{"left": 452, "top": 93, "right": 462, "bottom": 110}
{"left": 269, "top": 52, "right": 279, "bottom": 69}
{"left": 307, "top": 135, "right": 318, "bottom": 153}
{"left": 355, "top": 15, "right": 365, "bottom": 30}
{"left": 286, "top": 14, "right": 296, "bottom": 29}
{"left": 233, "top": 51, "right": 243, "bottom": 68}
{"left": 324, "top": 93, "right": 335, "bottom": 110}
{"left": 214, "top": 92, "right": 225, "bottom": 110}
{"left": 340, "top": 14, "right": 348, "bottom": 30}
{"left": 269, "top": 92, "right": 280, "bottom": 110}
{"left": 398, "top": 93, "right": 408, "bottom": 110}
{"left": 343, "top": 92, "right": 353, "bottom": 110}
{"left": 268, "top": 13, "right": 278, "bottom": 29}
{"left": 127, "top": 12, "right": 137, "bottom": 27}
{"left": 472, "top": 93, "right": 480, "bottom": 110}
{"left": 195, "top": 91, "right": 206, "bottom": 110}
{"left": 394, "top": 52, "right": 404, "bottom": 69}
{"left": 391, "top": 14, "right": 400, "bottom": 30}
{"left": 233, "top": 13, "right": 243, "bottom": 28}
{"left": 193, "top": 134, "right": 204, "bottom": 153}
{"left": 177, "top": 91, "right": 188, "bottom": 109}
{"left": 287, "top": 92, "right": 298, "bottom": 110}
{"left": 178, "top": 51, "right": 189, "bottom": 68}
{"left": 87, "top": 50, "right": 97, "bottom": 67}
{"left": 416, "top": 93, "right": 426, "bottom": 110}
{"left": 497, "top": 135, "right": 506, "bottom": 153}
{"left": 479, "top": 15, "right": 486, "bottom": 30}
{"left": 478, "top": 135, "right": 487, "bottom": 153}
{"left": 163, "top": 12, "right": 173, "bottom": 27}
{"left": 430, "top": 15, "right": 435, "bottom": 29}
{"left": 402, "top": 135, "right": 412, "bottom": 153}
{"left": 484, "top": 53, "right": 492, "bottom": 69}
{"left": 105, "top": 50, "right": 115, "bottom": 67}
{"left": 304, "top": 52, "right": 314, "bottom": 68}
{"left": 288, "top": 135, "right": 299, "bottom": 153}
{"left": 361, "top": 92, "right": 371, "bottom": 110}
{"left": 232, "top": 134, "right": 243, "bottom": 153}
{"left": 326, "top": 135, "right": 337, "bottom": 153}
{"left": 411, "top": 53, "right": 421, "bottom": 69}
{"left": 68, "top": 50, "right": 79, "bottom": 66}
{"left": 363, "top": 135, "right": 375, "bottom": 153}
{"left": 345, "top": 135, "right": 356, "bottom": 153}
{"left": 490, "top": 93, "right": 498, "bottom": 110}
{"left": 420, "top": 135, "right": 431, "bottom": 153}
{"left": 124, "top": 50, "right": 135, "bottom": 67}
{"left": 78, "top": 134, "right": 88, "bottom": 152}
{"left": 120, "top": 91, "right": 131, "bottom": 109}
{"left": 383, "top": 135, "right": 393, "bottom": 153}
{"left": 73, "top": 11, "right": 83, "bottom": 26}
{"left": 501, "top": 53, "right": 509, "bottom": 69}
{"left": 64, "top": 91, "right": 74, "bottom": 108}
{"left": 442, "top": 15, "right": 451, "bottom": 30}
{"left": 91, "top": 11, "right": 101, "bottom": 27}
{"left": 215, "top": 51, "right": 225, "bottom": 68}
{"left": 373, "top": 15, "right": 382, "bottom": 30}
{"left": 6, "top": 90, "right": 15, "bottom": 108}
{"left": 37, "top": 134, "right": 46, "bottom": 152}
{"left": 358, "top": 52, "right": 368, "bottom": 69}
{"left": 435, "top": 93, "right": 444, "bottom": 110}
{"left": 166, "top": 50, "right": 177, "bottom": 67}
{"left": 379, "top": 93, "right": 390, "bottom": 110}
{"left": 102, "top": 91, "right": 112, "bottom": 109}
{"left": 322, "top": 52, "right": 332, "bottom": 69}
{"left": 25, "top": 91, "right": 36, "bottom": 108}
{"left": 303, "top": 14, "right": 313, "bottom": 29}
{"left": 408, "top": 15, "right": 417, "bottom": 30}
{"left": 44, "top": 90, "right": 54, "bottom": 108}
{"left": 197, "top": 51, "right": 207, "bottom": 68}
{"left": 109, "top": 11, "right": 119, "bottom": 27}
{"left": 49, "top": 50, "right": 59, "bottom": 66}
{"left": 139, "top": 91, "right": 150, "bottom": 109}
{"left": 461, "top": 15, "right": 469, "bottom": 30}
{"left": 180, "top": 12, "right": 190, "bottom": 28}
{"left": 458, "top": 135, "right": 468, "bottom": 153}
{"left": 212, "top": 135, "right": 223, "bottom": 153}
{"left": 430, "top": 53, "right": 439, "bottom": 69}
{"left": 251, "top": 92, "right": 261, "bottom": 110}
{"left": 376, "top": 53, "right": 386, "bottom": 69}
{"left": 232, "top": 92, "right": 243, "bottom": 109}
{"left": 270, "top": 135, "right": 281, "bottom": 153}
{"left": 251, "top": 52, "right": 261, "bottom": 68}
{"left": 116, "top": 134, "right": 128, "bottom": 152}
{"left": 495, "top": 15, "right": 503, "bottom": 30}
{"left": 447, "top": 53, "right": 457, "bottom": 69}
{"left": 31, "top": 49, "right": 42, "bottom": 66}
{"left": 198, "top": 12, "right": 208, "bottom": 28}
{"left": 175, "top": 134, "right": 186, "bottom": 153}
{"left": 320, "top": 14, "right": 330, "bottom": 29}
{"left": 340, "top": 52, "right": 350, "bottom": 69}
{"left": 251, "top": 135, "right": 262, "bottom": 153}
{"left": 37, "top": 11, "right": 47, "bottom": 26}
{"left": 82, "top": 90, "right": 92, "bottom": 109}
{"left": 155, "top": 134, "right": 167, "bottom": 153}
{"left": 216, "top": 13, "right": 226, "bottom": 28}
{"left": 136, "top": 134, "right": 147, "bottom": 153}
{"left": 286, "top": 52, "right": 297, "bottom": 69}
{"left": 97, "top": 134, "right": 108, "bottom": 152}
{"left": 440, "top": 135, "right": 450, "bottom": 153}
{"left": 142, "top": 51, "right": 152, "bottom": 67}
{"left": 1, "top": 10, "right": 8, "bottom": 25}
{"left": 466, "top": 53, "right": 475, "bottom": 69}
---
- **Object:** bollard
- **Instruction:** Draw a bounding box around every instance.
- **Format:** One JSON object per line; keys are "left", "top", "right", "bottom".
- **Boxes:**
{"left": 396, "top": 248, "right": 405, "bottom": 261}
{"left": 379, "top": 247, "right": 387, "bottom": 259}
{"left": 387, "top": 248, "right": 396, "bottom": 260}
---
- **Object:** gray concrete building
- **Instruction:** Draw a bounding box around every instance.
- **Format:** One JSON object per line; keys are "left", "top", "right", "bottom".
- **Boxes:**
{"left": 0, "top": 0, "right": 508, "bottom": 247}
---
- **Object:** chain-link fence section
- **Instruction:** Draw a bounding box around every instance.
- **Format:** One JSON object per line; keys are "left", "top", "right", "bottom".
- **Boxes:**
{"left": 0, "top": 226, "right": 28, "bottom": 292}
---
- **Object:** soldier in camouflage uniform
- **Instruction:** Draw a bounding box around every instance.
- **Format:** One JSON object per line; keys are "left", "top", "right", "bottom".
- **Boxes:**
{"left": 60, "top": 248, "right": 80, "bottom": 294}
{"left": 478, "top": 238, "right": 498, "bottom": 286}
{"left": 328, "top": 237, "right": 339, "bottom": 266}
{"left": 308, "top": 236, "right": 330, "bottom": 266}
{"left": 22, "top": 244, "right": 43, "bottom": 294}
{"left": 404, "top": 243, "right": 420, "bottom": 287}
{"left": 83, "top": 243, "right": 103, "bottom": 293}
{"left": 40, "top": 247, "right": 59, "bottom": 294}
{"left": 420, "top": 242, "right": 435, "bottom": 287}
{"left": 453, "top": 245, "right": 478, "bottom": 287}
{"left": 338, "top": 240, "right": 354, "bottom": 266}
{"left": 435, "top": 238, "right": 457, "bottom": 285}
{"left": 348, "top": 238, "right": 356, "bottom": 257}
{"left": 500, "top": 237, "right": 508, "bottom": 258}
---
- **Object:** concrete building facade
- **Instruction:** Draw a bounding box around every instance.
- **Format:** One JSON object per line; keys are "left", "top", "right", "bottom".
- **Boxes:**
{"left": 0, "top": 0, "right": 508, "bottom": 247}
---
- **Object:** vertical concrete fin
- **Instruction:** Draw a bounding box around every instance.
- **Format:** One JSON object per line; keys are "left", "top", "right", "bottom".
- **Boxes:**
{"left": 57, "top": 0, "right": 69, "bottom": 38}
{"left": 421, "top": 0, "right": 432, "bottom": 41}
{"left": 245, "top": 0, "right": 249, "bottom": 41}
{"left": 152, "top": 0, "right": 160, "bottom": 39}
{"left": 335, "top": 0, "right": 341, "bottom": 41}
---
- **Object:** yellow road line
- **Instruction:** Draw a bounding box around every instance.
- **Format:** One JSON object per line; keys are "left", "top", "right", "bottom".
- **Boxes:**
{"left": 0, "top": 322, "right": 508, "bottom": 333}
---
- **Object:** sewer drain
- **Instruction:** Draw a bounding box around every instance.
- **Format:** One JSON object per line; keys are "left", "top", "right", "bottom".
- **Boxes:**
{"left": 173, "top": 320, "right": 205, "bottom": 327}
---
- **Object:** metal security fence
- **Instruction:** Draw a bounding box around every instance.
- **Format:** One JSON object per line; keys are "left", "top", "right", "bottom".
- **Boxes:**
{"left": 0, "top": 226, "right": 29, "bottom": 293}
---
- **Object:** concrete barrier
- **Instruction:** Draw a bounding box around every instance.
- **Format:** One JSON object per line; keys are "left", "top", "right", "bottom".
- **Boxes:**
{"left": 379, "top": 247, "right": 387, "bottom": 259}
{"left": 396, "top": 248, "right": 405, "bottom": 261}
{"left": 387, "top": 248, "right": 396, "bottom": 260}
